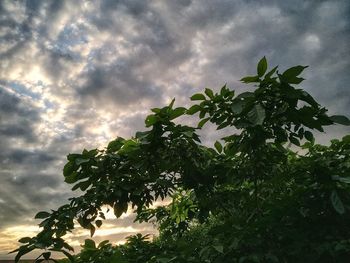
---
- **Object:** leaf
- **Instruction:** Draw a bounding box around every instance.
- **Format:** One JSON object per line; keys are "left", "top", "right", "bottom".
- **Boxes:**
{"left": 343, "top": 135, "right": 350, "bottom": 143}
{"left": 151, "top": 107, "right": 161, "bottom": 113}
{"left": 114, "top": 202, "right": 128, "bottom": 218}
{"left": 331, "top": 190, "right": 345, "bottom": 215}
{"left": 199, "top": 109, "right": 206, "bottom": 118}
{"left": 231, "top": 99, "right": 246, "bottom": 115}
{"left": 84, "top": 239, "right": 96, "bottom": 249}
{"left": 90, "top": 224, "right": 96, "bottom": 237}
{"left": 265, "top": 66, "right": 278, "bottom": 79}
{"left": 205, "top": 88, "right": 214, "bottom": 99}
{"left": 288, "top": 77, "right": 305, "bottom": 84}
{"left": 213, "top": 245, "right": 224, "bottom": 254}
{"left": 199, "top": 246, "right": 211, "bottom": 258}
{"left": 75, "top": 158, "right": 89, "bottom": 166}
{"left": 35, "top": 211, "right": 51, "bottom": 219}
{"left": 169, "top": 107, "right": 186, "bottom": 120}
{"left": 330, "top": 115, "right": 350, "bottom": 126}
{"left": 107, "top": 137, "right": 125, "bottom": 152}
{"left": 304, "top": 131, "right": 314, "bottom": 142}
{"left": 257, "top": 56, "right": 267, "bottom": 77}
{"left": 18, "top": 237, "right": 32, "bottom": 243}
{"left": 168, "top": 98, "right": 175, "bottom": 109}
{"left": 289, "top": 136, "right": 300, "bottom": 146}
{"left": 43, "top": 252, "right": 51, "bottom": 260}
{"left": 64, "top": 171, "right": 78, "bottom": 184}
{"left": 98, "top": 240, "right": 110, "bottom": 248}
{"left": 74, "top": 180, "right": 90, "bottom": 191}
{"left": 282, "top": 65, "right": 308, "bottom": 80}
{"left": 247, "top": 104, "right": 265, "bottom": 126}
{"left": 217, "top": 121, "right": 230, "bottom": 130}
{"left": 236, "top": 92, "right": 254, "bottom": 99}
{"left": 15, "top": 246, "right": 35, "bottom": 263}
{"left": 62, "top": 242, "right": 74, "bottom": 252}
{"left": 63, "top": 162, "right": 75, "bottom": 177}
{"left": 145, "top": 115, "right": 158, "bottom": 127}
{"left": 240, "top": 75, "right": 259, "bottom": 83}
{"left": 214, "top": 141, "right": 222, "bottom": 153}
{"left": 198, "top": 117, "right": 210, "bottom": 128}
{"left": 220, "top": 84, "right": 229, "bottom": 96}
{"left": 190, "top": 93, "right": 206, "bottom": 101}
{"left": 187, "top": 105, "right": 201, "bottom": 115}
{"left": 96, "top": 220, "right": 102, "bottom": 228}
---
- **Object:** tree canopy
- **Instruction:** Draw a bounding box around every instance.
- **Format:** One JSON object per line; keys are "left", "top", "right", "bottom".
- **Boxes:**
{"left": 13, "top": 58, "right": 350, "bottom": 262}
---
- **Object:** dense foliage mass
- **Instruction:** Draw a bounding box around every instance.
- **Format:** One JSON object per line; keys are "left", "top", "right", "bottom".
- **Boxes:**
{"left": 13, "top": 58, "right": 350, "bottom": 262}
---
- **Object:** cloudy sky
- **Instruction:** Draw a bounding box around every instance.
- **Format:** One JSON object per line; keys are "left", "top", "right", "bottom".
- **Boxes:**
{"left": 0, "top": 0, "right": 350, "bottom": 259}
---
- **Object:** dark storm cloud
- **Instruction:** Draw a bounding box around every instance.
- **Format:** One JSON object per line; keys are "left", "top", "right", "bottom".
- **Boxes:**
{"left": 0, "top": 87, "right": 39, "bottom": 142}
{"left": 79, "top": 62, "right": 161, "bottom": 106}
{"left": 0, "top": 86, "right": 70, "bottom": 229}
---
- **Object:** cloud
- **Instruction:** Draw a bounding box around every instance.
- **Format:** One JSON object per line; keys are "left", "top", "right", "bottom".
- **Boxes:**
{"left": 0, "top": 0, "right": 349, "bottom": 259}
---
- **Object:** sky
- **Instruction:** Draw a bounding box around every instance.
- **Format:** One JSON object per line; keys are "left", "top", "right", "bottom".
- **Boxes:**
{"left": 0, "top": 0, "right": 350, "bottom": 259}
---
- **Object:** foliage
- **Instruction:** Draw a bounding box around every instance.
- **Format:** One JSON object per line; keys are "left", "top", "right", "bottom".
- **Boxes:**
{"left": 12, "top": 58, "right": 350, "bottom": 262}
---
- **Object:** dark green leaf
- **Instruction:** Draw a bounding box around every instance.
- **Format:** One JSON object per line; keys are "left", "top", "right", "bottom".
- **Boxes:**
{"left": 96, "top": 220, "right": 102, "bottom": 228}
{"left": 214, "top": 141, "right": 222, "bottom": 153}
{"left": 213, "top": 245, "right": 224, "bottom": 254}
{"left": 75, "top": 158, "right": 89, "bottom": 166}
{"left": 90, "top": 224, "right": 96, "bottom": 237}
{"left": 231, "top": 99, "right": 246, "bottom": 115}
{"left": 257, "top": 56, "right": 267, "bottom": 77}
{"left": 205, "top": 88, "right": 214, "bottom": 99}
{"left": 187, "top": 105, "right": 201, "bottom": 115}
{"left": 304, "top": 131, "right": 314, "bottom": 142}
{"left": 190, "top": 93, "right": 206, "bottom": 101}
{"left": 169, "top": 107, "right": 186, "bottom": 120}
{"left": 217, "top": 121, "right": 230, "bottom": 130}
{"left": 35, "top": 211, "right": 51, "bottom": 219}
{"left": 18, "top": 237, "right": 32, "bottom": 244}
{"left": 247, "top": 104, "right": 265, "bottom": 126}
{"left": 169, "top": 98, "right": 175, "bottom": 109}
{"left": 330, "top": 115, "right": 350, "bottom": 126}
{"left": 15, "top": 246, "right": 35, "bottom": 263}
{"left": 98, "top": 240, "right": 110, "bottom": 248}
{"left": 114, "top": 202, "right": 128, "bottom": 218}
{"left": 240, "top": 76, "right": 259, "bottom": 83}
{"left": 107, "top": 137, "right": 124, "bottom": 152}
{"left": 84, "top": 239, "right": 96, "bottom": 249}
{"left": 197, "top": 117, "right": 210, "bottom": 128}
{"left": 151, "top": 107, "right": 161, "bottom": 113}
{"left": 289, "top": 136, "right": 300, "bottom": 146}
{"left": 236, "top": 92, "right": 254, "bottom": 99}
{"left": 62, "top": 242, "right": 74, "bottom": 252}
{"left": 288, "top": 77, "right": 305, "bottom": 84}
{"left": 64, "top": 171, "right": 78, "bottom": 184}
{"left": 43, "top": 252, "right": 51, "bottom": 260}
{"left": 282, "top": 65, "right": 308, "bottom": 80}
{"left": 265, "top": 66, "right": 278, "bottom": 79}
{"left": 63, "top": 162, "right": 75, "bottom": 177}
{"left": 145, "top": 115, "right": 158, "bottom": 127}
{"left": 343, "top": 135, "right": 350, "bottom": 143}
{"left": 74, "top": 180, "right": 90, "bottom": 191}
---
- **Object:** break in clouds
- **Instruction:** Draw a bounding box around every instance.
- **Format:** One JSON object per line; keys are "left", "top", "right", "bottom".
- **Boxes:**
{"left": 0, "top": 0, "right": 349, "bottom": 258}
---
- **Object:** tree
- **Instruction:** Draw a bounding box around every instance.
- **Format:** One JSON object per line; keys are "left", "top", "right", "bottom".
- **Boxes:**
{"left": 12, "top": 58, "right": 350, "bottom": 262}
